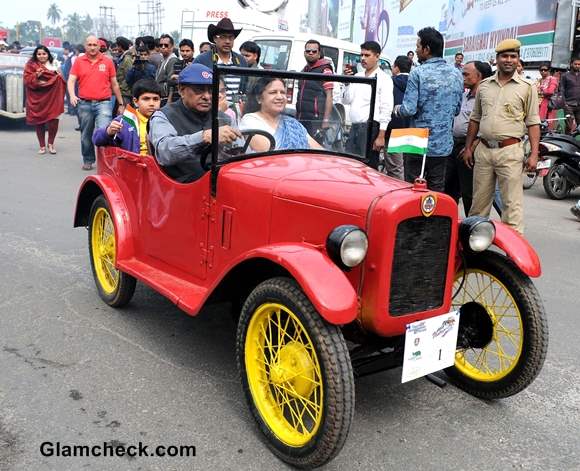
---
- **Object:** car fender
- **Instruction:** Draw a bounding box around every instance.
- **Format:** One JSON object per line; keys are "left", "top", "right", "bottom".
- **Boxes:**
{"left": 74, "top": 175, "right": 136, "bottom": 262}
{"left": 241, "top": 244, "right": 358, "bottom": 325}
{"left": 492, "top": 222, "right": 541, "bottom": 277}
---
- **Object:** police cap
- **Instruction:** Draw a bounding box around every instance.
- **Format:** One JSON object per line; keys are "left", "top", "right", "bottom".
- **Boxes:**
{"left": 495, "top": 39, "right": 521, "bottom": 54}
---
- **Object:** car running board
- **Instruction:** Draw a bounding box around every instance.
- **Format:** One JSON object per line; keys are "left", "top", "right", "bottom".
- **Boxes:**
{"left": 118, "top": 258, "right": 208, "bottom": 315}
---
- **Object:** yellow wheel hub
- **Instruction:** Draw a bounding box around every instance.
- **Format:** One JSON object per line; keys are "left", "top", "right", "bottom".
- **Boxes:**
{"left": 452, "top": 269, "right": 524, "bottom": 382}
{"left": 245, "top": 303, "right": 323, "bottom": 447}
{"left": 91, "top": 207, "right": 119, "bottom": 295}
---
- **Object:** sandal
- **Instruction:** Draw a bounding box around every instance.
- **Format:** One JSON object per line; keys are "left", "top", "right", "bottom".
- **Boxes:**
{"left": 38, "top": 147, "right": 46, "bottom": 154}
{"left": 48, "top": 145, "right": 56, "bottom": 154}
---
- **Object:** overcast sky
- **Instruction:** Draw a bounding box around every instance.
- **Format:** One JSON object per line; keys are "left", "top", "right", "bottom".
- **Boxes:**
{"left": 0, "top": 1, "right": 189, "bottom": 34}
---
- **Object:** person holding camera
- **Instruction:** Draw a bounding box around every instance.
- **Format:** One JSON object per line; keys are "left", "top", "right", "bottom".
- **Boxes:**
{"left": 127, "top": 48, "right": 157, "bottom": 89}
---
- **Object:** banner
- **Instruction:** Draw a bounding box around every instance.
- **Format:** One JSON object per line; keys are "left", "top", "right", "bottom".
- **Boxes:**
{"left": 348, "top": 0, "right": 558, "bottom": 62}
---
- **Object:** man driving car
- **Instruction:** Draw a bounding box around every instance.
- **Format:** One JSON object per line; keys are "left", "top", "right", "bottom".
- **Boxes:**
{"left": 149, "top": 64, "right": 241, "bottom": 182}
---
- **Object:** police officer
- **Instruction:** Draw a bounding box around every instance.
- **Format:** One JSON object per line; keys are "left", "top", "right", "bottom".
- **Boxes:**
{"left": 463, "top": 39, "right": 540, "bottom": 234}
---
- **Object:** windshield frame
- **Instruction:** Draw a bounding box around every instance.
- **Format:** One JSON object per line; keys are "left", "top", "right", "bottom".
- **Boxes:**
{"left": 211, "top": 65, "right": 377, "bottom": 194}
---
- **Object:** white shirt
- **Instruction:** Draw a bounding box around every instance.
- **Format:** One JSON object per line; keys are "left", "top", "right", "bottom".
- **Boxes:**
{"left": 343, "top": 67, "right": 393, "bottom": 130}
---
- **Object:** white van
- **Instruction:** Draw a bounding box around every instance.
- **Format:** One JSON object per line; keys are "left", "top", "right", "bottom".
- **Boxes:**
{"left": 250, "top": 32, "right": 391, "bottom": 75}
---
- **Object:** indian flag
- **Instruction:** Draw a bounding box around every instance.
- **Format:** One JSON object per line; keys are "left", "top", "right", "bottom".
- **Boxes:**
{"left": 121, "top": 104, "right": 139, "bottom": 135}
{"left": 387, "top": 128, "right": 429, "bottom": 155}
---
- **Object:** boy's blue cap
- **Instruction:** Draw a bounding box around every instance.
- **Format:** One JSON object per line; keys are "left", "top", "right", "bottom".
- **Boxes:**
{"left": 179, "top": 64, "right": 213, "bottom": 85}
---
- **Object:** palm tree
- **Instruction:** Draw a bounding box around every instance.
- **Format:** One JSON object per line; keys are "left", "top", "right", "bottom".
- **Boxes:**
{"left": 47, "top": 3, "right": 61, "bottom": 26}
{"left": 64, "top": 13, "right": 84, "bottom": 44}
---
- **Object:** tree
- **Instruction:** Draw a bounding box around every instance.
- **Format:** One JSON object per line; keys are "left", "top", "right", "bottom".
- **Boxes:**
{"left": 44, "top": 26, "right": 63, "bottom": 38}
{"left": 64, "top": 13, "right": 84, "bottom": 44}
{"left": 82, "top": 14, "right": 93, "bottom": 33}
{"left": 16, "top": 20, "right": 42, "bottom": 44}
{"left": 47, "top": 3, "right": 62, "bottom": 26}
{"left": 170, "top": 30, "right": 181, "bottom": 44}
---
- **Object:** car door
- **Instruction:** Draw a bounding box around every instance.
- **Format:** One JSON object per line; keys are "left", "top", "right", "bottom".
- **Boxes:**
{"left": 138, "top": 157, "right": 210, "bottom": 281}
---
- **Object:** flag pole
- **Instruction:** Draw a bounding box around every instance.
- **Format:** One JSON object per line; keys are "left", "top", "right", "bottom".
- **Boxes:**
{"left": 419, "top": 152, "right": 427, "bottom": 180}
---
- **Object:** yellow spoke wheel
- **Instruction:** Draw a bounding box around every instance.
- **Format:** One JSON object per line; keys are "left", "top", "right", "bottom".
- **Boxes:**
{"left": 237, "top": 277, "right": 354, "bottom": 469}
{"left": 88, "top": 196, "right": 136, "bottom": 307}
{"left": 447, "top": 252, "right": 548, "bottom": 399}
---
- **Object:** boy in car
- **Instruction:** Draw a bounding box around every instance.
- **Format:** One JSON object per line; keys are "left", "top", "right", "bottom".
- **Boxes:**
{"left": 93, "top": 79, "right": 162, "bottom": 155}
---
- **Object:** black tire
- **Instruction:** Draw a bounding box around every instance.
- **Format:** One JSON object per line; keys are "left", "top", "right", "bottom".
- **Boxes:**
{"left": 236, "top": 277, "right": 354, "bottom": 469}
{"left": 542, "top": 162, "right": 571, "bottom": 199}
{"left": 88, "top": 195, "right": 136, "bottom": 307}
{"left": 445, "top": 251, "right": 548, "bottom": 399}
{"left": 522, "top": 172, "right": 537, "bottom": 190}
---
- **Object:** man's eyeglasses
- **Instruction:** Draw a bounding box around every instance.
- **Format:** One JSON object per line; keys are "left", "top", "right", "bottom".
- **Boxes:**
{"left": 540, "top": 68, "right": 549, "bottom": 72}
{"left": 160, "top": 43, "right": 172, "bottom": 48}
{"left": 304, "top": 49, "right": 319, "bottom": 54}
{"left": 214, "top": 34, "right": 235, "bottom": 41}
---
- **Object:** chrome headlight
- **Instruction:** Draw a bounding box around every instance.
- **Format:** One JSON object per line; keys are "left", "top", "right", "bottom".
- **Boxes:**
{"left": 326, "top": 225, "right": 368, "bottom": 269}
{"left": 459, "top": 217, "right": 495, "bottom": 252}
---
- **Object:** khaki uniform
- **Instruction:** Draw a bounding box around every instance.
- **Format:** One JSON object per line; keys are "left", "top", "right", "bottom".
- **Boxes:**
{"left": 469, "top": 72, "right": 540, "bottom": 234}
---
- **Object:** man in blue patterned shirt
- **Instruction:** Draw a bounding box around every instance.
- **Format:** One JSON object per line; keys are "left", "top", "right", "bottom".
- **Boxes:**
{"left": 394, "top": 27, "right": 463, "bottom": 191}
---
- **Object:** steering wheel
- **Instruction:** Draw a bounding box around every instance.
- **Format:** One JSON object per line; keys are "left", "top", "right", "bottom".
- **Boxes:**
{"left": 201, "top": 129, "right": 276, "bottom": 170}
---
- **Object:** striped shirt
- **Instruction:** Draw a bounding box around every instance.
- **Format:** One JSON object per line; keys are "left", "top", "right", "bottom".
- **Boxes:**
{"left": 216, "top": 55, "right": 242, "bottom": 102}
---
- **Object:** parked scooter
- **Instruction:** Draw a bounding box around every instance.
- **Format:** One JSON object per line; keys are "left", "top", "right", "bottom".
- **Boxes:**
{"left": 538, "top": 125, "right": 580, "bottom": 199}
{"left": 523, "top": 117, "right": 567, "bottom": 189}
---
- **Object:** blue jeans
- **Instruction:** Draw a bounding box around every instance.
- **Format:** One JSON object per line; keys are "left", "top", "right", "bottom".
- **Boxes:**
{"left": 78, "top": 99, "right": 112, "bottom": 164}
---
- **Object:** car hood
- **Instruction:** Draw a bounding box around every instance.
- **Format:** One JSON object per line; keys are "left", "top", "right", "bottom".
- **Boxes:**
{"left": 222, "top": 154, "right": 412, "bottom": 215}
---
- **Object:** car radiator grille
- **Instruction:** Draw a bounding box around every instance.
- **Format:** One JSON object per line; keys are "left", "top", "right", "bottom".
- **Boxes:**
{"left": 389, "top": 216, "right": 452, "bottom": 316}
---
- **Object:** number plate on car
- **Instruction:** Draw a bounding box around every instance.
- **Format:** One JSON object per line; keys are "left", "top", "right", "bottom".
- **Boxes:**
{"left": 401, "top": 311, "right": 460, "bottom": 383}
{"left": 536, "top": 159, "right": 551, "bottom": 169}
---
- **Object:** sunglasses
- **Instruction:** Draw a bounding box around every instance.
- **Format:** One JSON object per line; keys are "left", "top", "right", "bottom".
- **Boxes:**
{"left": 540, "top": 68, "right": 548, "bottom": 71}
{"left": 304, "top": 49, "right": 319, "bottom": 54}
{"left": 214, "top": 34, "right": 235, "bottom": 40}
{"left": 160, "top": 43, "right": 172, "bottom": 48}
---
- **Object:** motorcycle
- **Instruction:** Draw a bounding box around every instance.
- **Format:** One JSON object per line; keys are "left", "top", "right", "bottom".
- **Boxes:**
{"left": 538, "top": 125, "right": 580, "bottom": 199}
{"left": 523, "top": 117, "right": 567, "bottom": 190}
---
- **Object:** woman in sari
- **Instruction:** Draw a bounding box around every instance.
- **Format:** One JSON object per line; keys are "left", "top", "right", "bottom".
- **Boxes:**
{"left": 536, "top": 63, "right": 558, "bottom": 124}
{"left": 23, "top": 46, "right": 66, "bottom": 154}
{"left": 239, "top": 77, "right": 321, "bottom": 152}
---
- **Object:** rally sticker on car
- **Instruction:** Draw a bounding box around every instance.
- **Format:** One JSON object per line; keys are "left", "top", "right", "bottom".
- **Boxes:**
{"left": 401, "top": 311, "right": 460, "bottom": 383}
{"left": 421, "top": 194, "right": 437, "bottom": 217}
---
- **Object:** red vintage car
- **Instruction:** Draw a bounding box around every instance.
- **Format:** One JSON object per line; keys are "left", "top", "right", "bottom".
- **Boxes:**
{"left": 74, "top": 67, "right": 548, "bottom": 468}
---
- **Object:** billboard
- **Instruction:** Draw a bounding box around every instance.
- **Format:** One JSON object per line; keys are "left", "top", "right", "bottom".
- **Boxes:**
{"left": 348, "top": 0, "right": 558, "bottom": 62}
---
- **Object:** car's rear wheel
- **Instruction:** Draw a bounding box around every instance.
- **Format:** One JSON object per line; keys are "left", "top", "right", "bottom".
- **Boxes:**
{"left": 446, "top": 251, "right": 548, "bottom": 399}
{"left": 88, "top": 195, "right": 136, "bottom": 307}
{"left": 236, "top": 277, "right": 354, "bottom": 469}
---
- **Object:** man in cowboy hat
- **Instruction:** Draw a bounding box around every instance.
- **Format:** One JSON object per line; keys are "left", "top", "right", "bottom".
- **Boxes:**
{"left": 194, "top": 18, "right": 247, "bottom": 101}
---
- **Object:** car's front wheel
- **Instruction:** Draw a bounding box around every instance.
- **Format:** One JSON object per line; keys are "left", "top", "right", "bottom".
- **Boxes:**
{"left": 88, "top": 195, "right": 136, "bottom": 307}
{"left": 236, "top": 277, "right": 354, "bottom": 469}
{"left": 446, "top": 251, "right": 548, "bottom": 399}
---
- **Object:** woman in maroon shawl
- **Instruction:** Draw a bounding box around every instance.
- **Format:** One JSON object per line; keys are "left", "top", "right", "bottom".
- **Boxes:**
{"left": 23, "top": 46, "right": 66, "bottom": 154}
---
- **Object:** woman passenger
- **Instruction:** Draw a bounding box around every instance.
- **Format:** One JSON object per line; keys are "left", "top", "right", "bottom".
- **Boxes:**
{"left": 239, "top": 77, "right": 322, "bottom": 152}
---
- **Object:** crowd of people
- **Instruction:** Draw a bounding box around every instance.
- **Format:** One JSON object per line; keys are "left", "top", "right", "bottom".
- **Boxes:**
{"left": 13, "top": 14, "right": 580, "bottom": 231}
